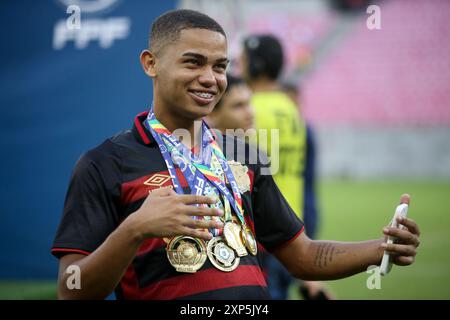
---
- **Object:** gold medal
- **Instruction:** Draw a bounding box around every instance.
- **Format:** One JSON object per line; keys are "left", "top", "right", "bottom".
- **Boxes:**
{"left": 166, "top": 236, "right": 207, "bottom": 273}
{"left": 207, "top": 236, "right": 240, "bottom": 272}
{"left": 227, "top": 160, "right": 251, "bottom": 194}
{"left": 221, "top": 195, "right": 247, "bottom": 257}
{"left": 241, "top": 226, "right": 257, "bottom": 256}
{"left": 223, "top": 222, "right": 248, "bottom": 257}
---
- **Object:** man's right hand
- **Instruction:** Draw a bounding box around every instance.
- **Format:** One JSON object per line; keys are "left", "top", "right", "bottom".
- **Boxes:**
{"left": 124, "top": 186, "right": 224, "bottom": 242}
{"left": 57, "top": 187, "right": 223, "bottom": 299}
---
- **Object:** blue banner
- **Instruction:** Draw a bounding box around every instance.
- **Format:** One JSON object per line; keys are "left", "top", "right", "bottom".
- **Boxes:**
{"left": 0, "top": 0, "right": 177, "bottom": 278}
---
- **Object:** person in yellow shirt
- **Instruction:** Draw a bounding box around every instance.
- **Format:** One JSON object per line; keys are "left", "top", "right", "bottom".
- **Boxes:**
{"left": 240, "top": 34, "right": 330, "bottom": 299}
{"left": 240, "top": 35, "right": 306, "bottom": 218}
{"left": 281, "top": 80, "right": 334, "bottom": 299}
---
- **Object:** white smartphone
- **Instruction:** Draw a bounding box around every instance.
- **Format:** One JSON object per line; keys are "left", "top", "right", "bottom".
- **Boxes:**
{"left": 379, "top": 203, "right": 409, "bottom": 276}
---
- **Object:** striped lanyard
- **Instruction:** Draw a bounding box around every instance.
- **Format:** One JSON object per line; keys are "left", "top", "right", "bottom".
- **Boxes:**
{"left": 144, "top": 109, "right": 246, "bottom": 227}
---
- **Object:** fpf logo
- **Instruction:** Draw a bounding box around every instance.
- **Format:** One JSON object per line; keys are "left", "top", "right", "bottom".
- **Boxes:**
{"left": 53, "top": 0, "right": 130, "bottom": 50}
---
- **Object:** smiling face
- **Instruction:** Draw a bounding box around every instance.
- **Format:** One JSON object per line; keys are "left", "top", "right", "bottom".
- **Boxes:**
{"left": 144, "top": 28, "right": 229, "bottom": 121}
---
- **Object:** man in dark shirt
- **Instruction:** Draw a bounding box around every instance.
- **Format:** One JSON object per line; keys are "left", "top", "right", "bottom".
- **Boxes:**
{"left": 52, "top": 9, "right": 421, "bottom": 300}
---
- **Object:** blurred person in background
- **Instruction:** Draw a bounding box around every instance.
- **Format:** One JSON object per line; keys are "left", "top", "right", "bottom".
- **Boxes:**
{"left": 281, "top": 80, "right": 334, "bottom": 300}
{"left": 240, "top": 34, "right": 331, "bottom": 300}
{"left": 205, "top": 74, "right": 254, "bottom": 136}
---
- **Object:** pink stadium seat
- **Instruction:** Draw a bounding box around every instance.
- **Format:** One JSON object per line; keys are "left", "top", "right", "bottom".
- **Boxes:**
{"left": 249, "top": 0, "right": 450, "bottom": 125}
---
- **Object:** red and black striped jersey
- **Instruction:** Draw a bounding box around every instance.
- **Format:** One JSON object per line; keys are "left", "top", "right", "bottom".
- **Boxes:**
{"left": 51, "top": 111, "right": 304, "bottom": 300}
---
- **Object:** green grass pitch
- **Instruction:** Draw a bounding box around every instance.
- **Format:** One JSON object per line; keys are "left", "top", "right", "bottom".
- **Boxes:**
{"left": 289, "top": 179, "right": 450, "bottom": 300}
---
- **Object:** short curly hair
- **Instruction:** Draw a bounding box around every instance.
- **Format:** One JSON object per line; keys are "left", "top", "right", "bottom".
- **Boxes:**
{"left": 149, "top": 9, "right": 226, "bottom": 55}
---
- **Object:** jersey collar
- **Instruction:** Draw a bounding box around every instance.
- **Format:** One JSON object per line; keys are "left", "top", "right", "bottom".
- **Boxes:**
{"left": 133, "top": 111, "right": 155, "bottom": 146}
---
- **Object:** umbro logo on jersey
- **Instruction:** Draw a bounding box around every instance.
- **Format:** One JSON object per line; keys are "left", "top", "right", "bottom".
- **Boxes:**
{"left": 143, "top": 173, "right": 171, "bottom": 187}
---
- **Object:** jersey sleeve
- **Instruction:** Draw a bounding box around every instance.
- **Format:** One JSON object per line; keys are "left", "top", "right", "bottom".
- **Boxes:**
{"left": 51, "top": 147, "right": 121, "bottom": 258}
{"left": 251, "top": 155, "right": 305, "bottom": 252}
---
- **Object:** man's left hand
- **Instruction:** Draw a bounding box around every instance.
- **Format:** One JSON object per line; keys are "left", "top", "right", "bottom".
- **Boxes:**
{"left": 381, "top": 194, "right": 421, "bottom": 266}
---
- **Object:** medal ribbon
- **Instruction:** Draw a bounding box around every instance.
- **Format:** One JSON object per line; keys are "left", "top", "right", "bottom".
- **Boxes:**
{"left": 144, "top": 109, "right": 247, "bottom": 227}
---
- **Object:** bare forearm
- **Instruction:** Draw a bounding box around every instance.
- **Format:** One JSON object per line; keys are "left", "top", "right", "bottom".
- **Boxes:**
{"left": 299, "top": 239, "right": 384, "bottom": 280}
{"left": 58, "top": 216, "right": 143, "bottom": 299}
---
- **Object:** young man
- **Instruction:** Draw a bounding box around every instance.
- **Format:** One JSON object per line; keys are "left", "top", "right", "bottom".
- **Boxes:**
{"left": 206, "top": 74, "right": 254, "bottom": 136}
{"left": 52, "top": 10, "right": 420, "bottom": 300}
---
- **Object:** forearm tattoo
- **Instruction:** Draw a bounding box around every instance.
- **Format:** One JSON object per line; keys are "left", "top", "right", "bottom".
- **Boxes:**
{"left": 314, "top": 243, "right": 346, "bottom": 269}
